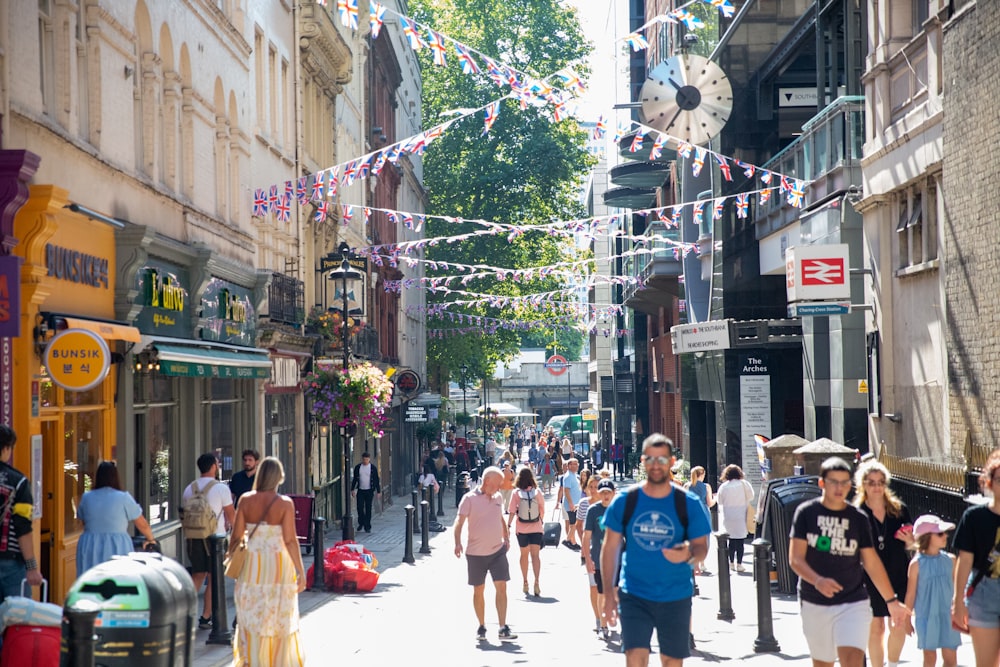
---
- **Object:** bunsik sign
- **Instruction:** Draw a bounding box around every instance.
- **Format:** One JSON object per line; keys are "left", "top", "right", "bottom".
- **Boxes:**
{"left": 44, "top": 328, "right": 111, "bottom": 392}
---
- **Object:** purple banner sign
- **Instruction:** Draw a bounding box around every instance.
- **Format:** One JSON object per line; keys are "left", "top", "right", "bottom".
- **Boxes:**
{"left": 1, "top": 336, "right": 11, "bottom": 429}
{"left": 0, "top": 255, "right": 21, "bottom": 338}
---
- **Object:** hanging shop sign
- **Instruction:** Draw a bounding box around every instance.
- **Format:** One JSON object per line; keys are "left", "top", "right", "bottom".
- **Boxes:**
{"left": 395, "top": 370, "right": 421, "bottom": 396}
{"left": 670, "top": 320, "right": 732, "bottom": 354}
{"left": 134, "top": 259, "right": 191, "bottom": 337}
{"left": 200, "top": 277, "right": 256, "bottom": 347}
{"left": 405, "top": 405, "right": 428, "bottom": 422}
{"left": 44, "top": 328, "right": 111, "bottom": 392}
{"left": 544, "top": 355, "right": 569, "bottom": 376}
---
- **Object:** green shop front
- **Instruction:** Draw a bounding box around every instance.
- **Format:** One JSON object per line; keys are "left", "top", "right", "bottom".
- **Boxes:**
{"left": 115, "top": 227, "right": 270, "bottom": 562}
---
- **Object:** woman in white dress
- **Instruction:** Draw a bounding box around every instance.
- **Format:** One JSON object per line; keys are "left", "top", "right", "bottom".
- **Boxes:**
{"left": 716, "top": 464, "right": 754, "bottom": 572}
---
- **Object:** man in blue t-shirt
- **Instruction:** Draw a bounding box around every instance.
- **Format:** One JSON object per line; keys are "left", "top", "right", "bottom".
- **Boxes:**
{"left": 600, "top": 434, "right": 711, "bottom": 666}
{"left": 560, "top": 458, "right": 583, "bottom": 550}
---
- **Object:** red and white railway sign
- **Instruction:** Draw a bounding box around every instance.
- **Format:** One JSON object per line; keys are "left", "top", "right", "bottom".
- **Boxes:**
{"left": 785, "top": 244, "right": 851, "bottom": 303}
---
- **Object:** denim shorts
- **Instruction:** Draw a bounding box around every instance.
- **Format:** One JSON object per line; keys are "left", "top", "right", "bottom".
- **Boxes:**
{"left": 965, "top": 573, "right": 1000, "bottom": 629}
{"left": 618, "top": 591, "right": 691, "bottom": 658}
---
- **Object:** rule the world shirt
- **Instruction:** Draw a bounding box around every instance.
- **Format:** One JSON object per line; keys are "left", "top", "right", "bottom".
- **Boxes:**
{"left": 790, "top": 497, "right": 874, "bottom": 606}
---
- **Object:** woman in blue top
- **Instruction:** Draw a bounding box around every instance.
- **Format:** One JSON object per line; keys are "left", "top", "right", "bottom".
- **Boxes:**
{"left": 685, "top": 466, "right": 716, "bottom": 575}
{"left": 76, "top": 462, "right": 156, "bottom": 575}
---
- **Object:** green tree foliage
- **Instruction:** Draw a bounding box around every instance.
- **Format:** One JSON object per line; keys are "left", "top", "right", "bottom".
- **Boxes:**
{"left": 409, "top": 0, "right": 594, "bottom": 387}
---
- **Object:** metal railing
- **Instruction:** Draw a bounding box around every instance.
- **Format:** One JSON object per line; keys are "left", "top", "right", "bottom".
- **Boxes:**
{"left": 268, "top": 272, "right": 305, "bottom": 325}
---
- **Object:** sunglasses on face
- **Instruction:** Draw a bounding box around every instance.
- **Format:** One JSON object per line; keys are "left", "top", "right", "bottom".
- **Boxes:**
{"left": 823, "top": 478, "right": 852, "bottom": 488}
{"left": 864, "top": 480, "right": 886, "bottom": 487}
{"left": 642, "top": 455, "right": 672, "bottom": 466}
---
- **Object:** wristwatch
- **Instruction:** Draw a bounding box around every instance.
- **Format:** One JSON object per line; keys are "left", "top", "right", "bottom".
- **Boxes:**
{"left": 884, "top": 595, "right": 899, "bottom": 604}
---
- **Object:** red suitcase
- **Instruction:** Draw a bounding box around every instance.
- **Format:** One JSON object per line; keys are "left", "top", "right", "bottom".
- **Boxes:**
{"left": 0, "top": 625, "right": 61, "bottom": 666}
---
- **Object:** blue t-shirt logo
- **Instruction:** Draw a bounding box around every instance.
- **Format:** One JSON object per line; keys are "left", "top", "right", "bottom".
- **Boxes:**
{"left": 631, "top": 510, "right": 680, "bottom": 551}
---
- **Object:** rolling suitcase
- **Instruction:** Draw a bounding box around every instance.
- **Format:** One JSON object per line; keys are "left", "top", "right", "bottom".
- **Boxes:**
{"left": 0, "top": 580, "right": 61, "bottom": 667}
{"left": 542, "top": 505, "right": 561, "bottom": 547}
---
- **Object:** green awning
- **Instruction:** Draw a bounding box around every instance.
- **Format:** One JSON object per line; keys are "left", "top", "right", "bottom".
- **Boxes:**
{"left": 153, "top": 343, "right": 272, "bottom": 380}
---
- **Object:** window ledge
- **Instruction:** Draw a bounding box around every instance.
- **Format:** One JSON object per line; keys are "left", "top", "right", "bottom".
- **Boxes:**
{"left": 895, "top": 258, "right": 939, "bottom": 278}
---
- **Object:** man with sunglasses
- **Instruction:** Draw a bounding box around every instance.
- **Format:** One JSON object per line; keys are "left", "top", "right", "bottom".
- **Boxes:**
{"left": 790, "top": 457, "right": 910, "bottom": 667}
{"left": 600, "top": 434, "right": 711, "bottom": 666}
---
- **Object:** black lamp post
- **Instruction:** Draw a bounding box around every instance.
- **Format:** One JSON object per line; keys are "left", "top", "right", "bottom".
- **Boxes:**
{"left": 460, "top": 364, "right": 469, "bottom": 441}
{"left": 328, "top": 241, "right": 362, "bottom": 542}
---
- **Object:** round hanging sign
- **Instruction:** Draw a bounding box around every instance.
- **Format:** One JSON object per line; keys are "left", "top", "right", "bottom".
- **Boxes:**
{"left": 44, "top": 328, "right": 111, "bottom": 392}
{"left": 544, "top": 354, "right": 569, "bottom": 376}
{"left": 395, "top": 369, "right": 421, "bottom": 395}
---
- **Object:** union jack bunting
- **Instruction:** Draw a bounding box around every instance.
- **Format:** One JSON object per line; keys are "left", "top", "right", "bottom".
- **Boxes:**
{"left": 593, "top": 115, "right": 607, "bottom": 140}
{"left": 650, "top": 133, "right": 666, "bottom": 160}
{"left": 780, "top": 175, "right": 792, "bottom": 193}
{"left": 672, "top": 9, "right": 704, "bottom": 30}
{"left": 713, "top": 198, "right": 725, "bottom": 220}
{"left": 387, "top": 145, "right": 402, "bottom": 163}
{"left": 715, "top": 154, "right": 732, "bottom": 181}
{"left": 372, "top": 151, "right": 387, "bottom": 176}
{"left": 337, "top": 0, "right": 358, "bottom": 30}
{"left": 363, "top": 207, "right": 372, "bottom": 225}
{"left": 387, "top": 211, "right": 399, "bottom": 226}
{"left": 677, "top": 142, "right": 693, "bottom": 159}
{"left": 269, "top": 185, "right": 279, "bottom": 209}
{"left": 760, "top": 170, "right": 773, "bottom": 184}
{"left": 552, "top": 103, "right": 568, "bottom": 122}
{"left": 692, "top": 201, "right": 705, "bottom": 222}
{"left": 483, "top": 57, "right": 507, "bottom": 87}
{"left": 414, "top": 215, "right": 425, "bottom": 233}
{"left": 553, "top": 68, "right": 585, "bottom": 96}
{"left": 455, "top": 44, "right": 480, "bottom": 74}
{"left": 709, "top": 0, "right": 736, "bottom": 19}
{"left": 735, "top": 193, "right": 749, "bottom": 218}
{"left": 624, "top": 32, "right": 649, "bottom": 52}
{"left": 629, "top": 129, "right": 645, "bottom": 153}
{"left": 786, "top": 180, "right": 806, "bottom": 208}
{"left": 342, "top": 161, "right": 357, "bottom": 186}
{"left": 428, "top": 30, "right": 447, "bottom": 66}
{"left": 284, "top": 181, "right": 293, "bottom": 200}
{"left": 369, "top": 2, "right": 387, "bottom": 38}
{"left": 328, "top": 168, "right": 339, "bottom": 198}
{"left": 402, "top": 213, "right": 413, "bottom": 229}
{"left": 296, "top": 177, "right": 309, "bottom": 206}
{"left": 670, "top": 206, "right": 683, "bottom": 228}
{"left": 311, "top": 173, "right": 325, "bottom": 202}
{"left": 314, "top": 201, "right": 329, "bottom": 223}
{"left": 613, "top": 123, "right": 629, "bottom": 144}
{"left": 483, "top": 101, "right": 500, "bottom": 134}
{"left": 400, "top": 17, "right": 425, "bottom": 50}
{"left": 342, "top": 205, "right": 353, "bottom": 225}
{"left": 356, "top": 157, "right": 371, "bottom": 180}
{"left": 692, "top": 148, "right": 706, "bottom": 177}
{"left": 759, "top": 188, "right": 772, "bottom": 205}
{"left": 253, "top": 189, "right": 268, "bottom": 217}
{"left": 736, "top": 160, "right": 755, "bottom": 179}
{"left": 275, "top": 194, "right": 291, "bottom": 222}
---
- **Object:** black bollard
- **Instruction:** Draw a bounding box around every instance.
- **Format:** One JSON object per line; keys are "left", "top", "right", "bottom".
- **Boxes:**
{"left": 752, "top": 539, "right": 781, "bottom": 653}
{"left": 715, "top": 532, "right": 735, "bottom": 621}
{"left": 206, "top": 534, "right": 233, "bottom": 644}
{"left": 62, "top": 599, "right": 100, "bottom": 667}
{"left": 419, "top": 500, "right": 431, "bottom": 554}
{"left": 437, "top": 480, "right": 445, "bottom": 517}
{"left": 411, "top": 489, "right": 420, "bottom": 534}
{"left": 311, "top": 516, "right": 327, "bottom": 591}
{"left": 422, "top": 487, "right": 431, "bottom": 532}
{"left": 403, "top": 505, "right": 416, "bottom": 564}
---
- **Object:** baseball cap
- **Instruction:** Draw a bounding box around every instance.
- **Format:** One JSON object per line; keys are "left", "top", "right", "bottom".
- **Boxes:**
{"left": 913, "top": 514, "right": 955, "bottom": 537}
{"left": 597, "top": 479, "right": 616, "bottom": 492}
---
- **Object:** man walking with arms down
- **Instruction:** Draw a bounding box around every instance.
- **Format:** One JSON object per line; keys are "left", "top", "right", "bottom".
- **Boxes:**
{"left": 0, "top": 425, "right": 43, "bottom": 600}
{"left": 454, "top": 466, "right": 517, "bottom": 643}
{"left": 600, "top": 434, "right": 711, "bottom": 666}
{"left": 789, "top": 457, "right": 910, "bottom": 667}
{"left": 351, "top": 452, "right": 380, "bottom": 533}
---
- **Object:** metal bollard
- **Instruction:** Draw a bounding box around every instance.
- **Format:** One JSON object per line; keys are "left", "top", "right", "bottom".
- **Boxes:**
{"left": 419, "top": 500, "right": 431, "bottom": 554}
{"left": 752, "top": 539, "right": 781, "bottom": 653}
{"left": 422, "top": 487, "right": 431, "bottom": 532}
{"left": 715, "top": 532, "right": 735, "bottom": 621}
{"left": 62, "top": 599, "right": 100, "bottom": 667}
{"left": 411, "top": 490, "right": 420, "bottom": 534}
{"left": 437, "top": 480, "right": 445, "bottom": 517}
{"left": 311, "top": 516, "right": 327, "bottom": 591}
{"left": 428, "top": 483, "right": 436, "bottom": 519}
{"left": 403, "top": 505, "right": 416, "bottom": 564}
{"left": 206, "top": 534, "right": 233, "bottom": 644}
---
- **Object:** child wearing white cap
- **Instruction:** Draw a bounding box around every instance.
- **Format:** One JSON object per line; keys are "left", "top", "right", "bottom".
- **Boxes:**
{"left": 903, "top": 515, "right": 961, "bottom": 667}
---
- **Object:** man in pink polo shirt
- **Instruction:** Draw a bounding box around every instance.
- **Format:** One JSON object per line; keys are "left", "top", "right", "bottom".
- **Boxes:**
{"left": 454, "top": 466, "right": 517, "bottom": 643}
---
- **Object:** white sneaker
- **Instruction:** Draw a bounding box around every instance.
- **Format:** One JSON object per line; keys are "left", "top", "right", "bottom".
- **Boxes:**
{"left": 729, "top": 561, "right": 736, "bottom": 571}
{"left": 736, "top": 564, "right": 747, "bottom": 573}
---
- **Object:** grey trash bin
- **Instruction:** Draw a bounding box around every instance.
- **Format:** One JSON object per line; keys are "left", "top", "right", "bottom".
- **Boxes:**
{"left": 760, "top": 475, "right": 822, "bottom": 594}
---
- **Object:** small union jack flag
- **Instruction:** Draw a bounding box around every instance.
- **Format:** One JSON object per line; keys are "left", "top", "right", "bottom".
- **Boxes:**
{"left": 713, "top": 198, "right": 725, "bottom": 220}
{"left": 650, "top": 133, "right": 666, "bottom": 160}
{"left": 593, "top": 115, "right": 607, "bottom": 140}
{"left": 735, "top": 193, "right": 749, "bottom": 218}
{"left": 414, "top": 215, "right": 425, "bottom": 233}
{"left": 253, "top": 189, "right": 268, "bottom": 217}
{"left": 311, "top": 172, "right": 325, "bottom": 201}
{"left": 736, "top": 160, "right": 755, "bottom": 179}
{"left": 402, "top": 213, "right": 413, "bottom": 229}
{"left": 337, "top": 0, "right": 358, "bottom": 29}
{"left": 269, "top": 185, "right": 279, "bottom": 209}
{"left": 314, "top": 201, "right": 329, "bottom": 223}
{"left": 400, "top": 17, "right": 425, "bottom": 50}
{"left": 284, "top": 180, "right": 293, "bottom": 200}
{"left": 455, "top": 44, "right": 480, "bottom": 74}
{"left": 630, "top": 130, "right": 645, "bottom": 153}
{"left": 356, "top": 157, "right": 370, "bottom": 179}
{"left": 387, "top": 211, "right": 399, "bottom": 226}
{"left": 483, "top": 101, "right": 500, "bottom": 134}
{"left": 624, "top": 32, "right": 649, "bottom": 52}
{"left": 759, "top": 188, "right": 772, "bottom": 205}
{"left": 670, "top": 206, "right": 683, "bottom": 228}
{"left": 780, "top": 175, "right": 792, "bottom": 193}
{"left": 341, "top": 205, "right": 353, "bottom": 225}
{"left": 553, "top": 68, "right": 585, "bottom": 96}
{"left": 275, "top": 194, "right": 291, "bottom": 222}
{"left": 693, "top": 201, "right": 705, "bottom": 222}
{"left": 369, "top": 1, "right": 386, "bottom": 39}
{"left": 372, "top": 151, "right": 387, "bottom": 177}
{"left": 342, "top": 161, "right": 357, "bottom": 186}
{"left": 672, "top": 9, "right": 703, "bottom": 30}
{"left": 483, "top": 57, "right": 507, "bottom": 87}
{"left": 710, "top": 0, "right": 736, "bottom": 19}
{"left": 328, "top": 168, "right": 338, "bottom": 198}
{"left": 613, "top": 123, "right": 629, "bottom": 144}
{"left": 715, "top": 154, "right": 732, "bottom": 181}
{"left": 552, "top": 103, "right": 568, "bottom": 122}
{"left": 760, "top": 170, "right": 773, "bottom": 184}
{"left": 296, "top": 177, "right": 309, "bottom": 206}
{"left": 428, "top": 30, "right": 447, "bottom": 66}
{"left": 677, "top": 142, "right": 693, "bottom": 159}
{"left": 363, "top": 207, "right": 372, "bottom": 225}
{"left": 786, "top": 180, "right": 806, "bottom": 208}
{"left": 692, "top": 148, "right": 706, "bottom": 177}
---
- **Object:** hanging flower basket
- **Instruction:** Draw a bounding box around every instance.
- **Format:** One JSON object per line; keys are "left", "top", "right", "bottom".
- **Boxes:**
{"left": 305, "top": 306, "right": 363, "bottom": 345}
{"left": 304, "top": 362, "right": 394, "bottom": 438}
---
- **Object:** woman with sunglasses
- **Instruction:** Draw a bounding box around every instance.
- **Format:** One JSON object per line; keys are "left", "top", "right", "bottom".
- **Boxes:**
{"left": 853, "top": 460, "right": 914, "bottom": 667}
{"left": 951, "top": 448, "right": 1000, "bottom": 667}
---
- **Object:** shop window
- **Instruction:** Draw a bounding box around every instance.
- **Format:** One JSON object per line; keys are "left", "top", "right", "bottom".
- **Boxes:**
{"left": 204, "top": 378, "right": 250, "bottom": 482}
{"left": 62, "top": 411, "right": 103, "bottom": 536}
{"left": 134, "top": 373, "right": 177, "bottom": 526}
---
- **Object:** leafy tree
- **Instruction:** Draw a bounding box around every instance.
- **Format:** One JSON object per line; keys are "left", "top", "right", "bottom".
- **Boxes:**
{"left": 410, "top": 0, "right": 595, "bottom": 389}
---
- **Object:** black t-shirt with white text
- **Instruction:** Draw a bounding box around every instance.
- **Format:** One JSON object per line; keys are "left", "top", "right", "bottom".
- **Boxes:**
{"left": 953, "top": 505, "right": 1000, "bottom": 579}
{"left": 790, "top": 498, "right": 874, "bottom": 606}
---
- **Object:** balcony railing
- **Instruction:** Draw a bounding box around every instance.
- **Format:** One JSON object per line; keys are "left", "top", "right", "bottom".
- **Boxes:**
{"left": 268, "top": 272, "right": 305, "bottom": 326}
{"left": 622, "top": 222, "right": 683, "bottom": 311}
{"left": 753, "top": 96, "right": 865, "bottom": 238}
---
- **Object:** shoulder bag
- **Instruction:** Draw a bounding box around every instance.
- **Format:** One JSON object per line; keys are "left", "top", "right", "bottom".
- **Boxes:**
{"left": 224, "top": 494, "right": 280, "bottom": 579}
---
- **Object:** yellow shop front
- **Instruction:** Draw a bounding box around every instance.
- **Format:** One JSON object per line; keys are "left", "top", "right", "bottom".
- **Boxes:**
{"left": 11, "top": 186, "right": 139, "bottom": 602}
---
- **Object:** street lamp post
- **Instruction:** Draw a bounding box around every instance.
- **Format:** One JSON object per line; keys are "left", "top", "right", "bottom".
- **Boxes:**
{"left": 460, "top": 364, "right": 469, "bottom": 443}
{"left": 328, "top": 241, "right": 362, "bottom": 542}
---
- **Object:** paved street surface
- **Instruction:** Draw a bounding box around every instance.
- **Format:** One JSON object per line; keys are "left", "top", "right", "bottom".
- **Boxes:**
{"left": 194, "top": 481, "right": 976, "bottom": 666}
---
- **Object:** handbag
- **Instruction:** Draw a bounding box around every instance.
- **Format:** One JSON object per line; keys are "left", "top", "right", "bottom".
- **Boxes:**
{"left": 744, "top": 480, "right": 757, "bottom": 535}
{"left": 224, "top": 495, "right": 280, "bottom": 579}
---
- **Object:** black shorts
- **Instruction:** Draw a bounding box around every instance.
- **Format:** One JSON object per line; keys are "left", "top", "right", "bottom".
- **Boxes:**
{"left": 516, "top": 532, "right": 544, "bottom": 548}
{"left": 186, "top": 539, "right": 211, "bottom": 574}
{"left": 466, "top": 545, "right": 511, "bottom": 586}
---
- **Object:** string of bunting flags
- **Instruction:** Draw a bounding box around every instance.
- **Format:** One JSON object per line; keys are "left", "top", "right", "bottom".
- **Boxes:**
{"left": 621, "top": 0, "right": 736, "bottom": 52}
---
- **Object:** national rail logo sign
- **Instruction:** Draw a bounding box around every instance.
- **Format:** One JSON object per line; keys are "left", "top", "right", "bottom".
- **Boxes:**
{"left": 785, "top": 244, "right": 851, "bottom": 303}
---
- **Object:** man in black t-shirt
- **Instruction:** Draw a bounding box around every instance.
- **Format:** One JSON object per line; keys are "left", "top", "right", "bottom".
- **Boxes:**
{"left": 789, "top": 457, "right": 910, "bottom": 667}
{"left": 228, "top": 449, "right": 259, "bottom": 508}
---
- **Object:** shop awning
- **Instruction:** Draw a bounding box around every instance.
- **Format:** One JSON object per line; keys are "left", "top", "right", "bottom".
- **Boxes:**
{"left": 53, "top": 315, "right": 142, "bottom": 343}
{"left": 152, "top": 342, "right": 273, "bottom": 380}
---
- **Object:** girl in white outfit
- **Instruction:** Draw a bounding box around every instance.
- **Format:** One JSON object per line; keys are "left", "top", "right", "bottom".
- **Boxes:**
{"left": 717, "top": 464, "right": 754, "bottom": 572}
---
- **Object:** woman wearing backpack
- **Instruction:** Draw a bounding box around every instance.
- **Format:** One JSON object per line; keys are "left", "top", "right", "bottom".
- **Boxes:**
{"left": 507, "top": 467, "right": 545, "bottom": 597}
